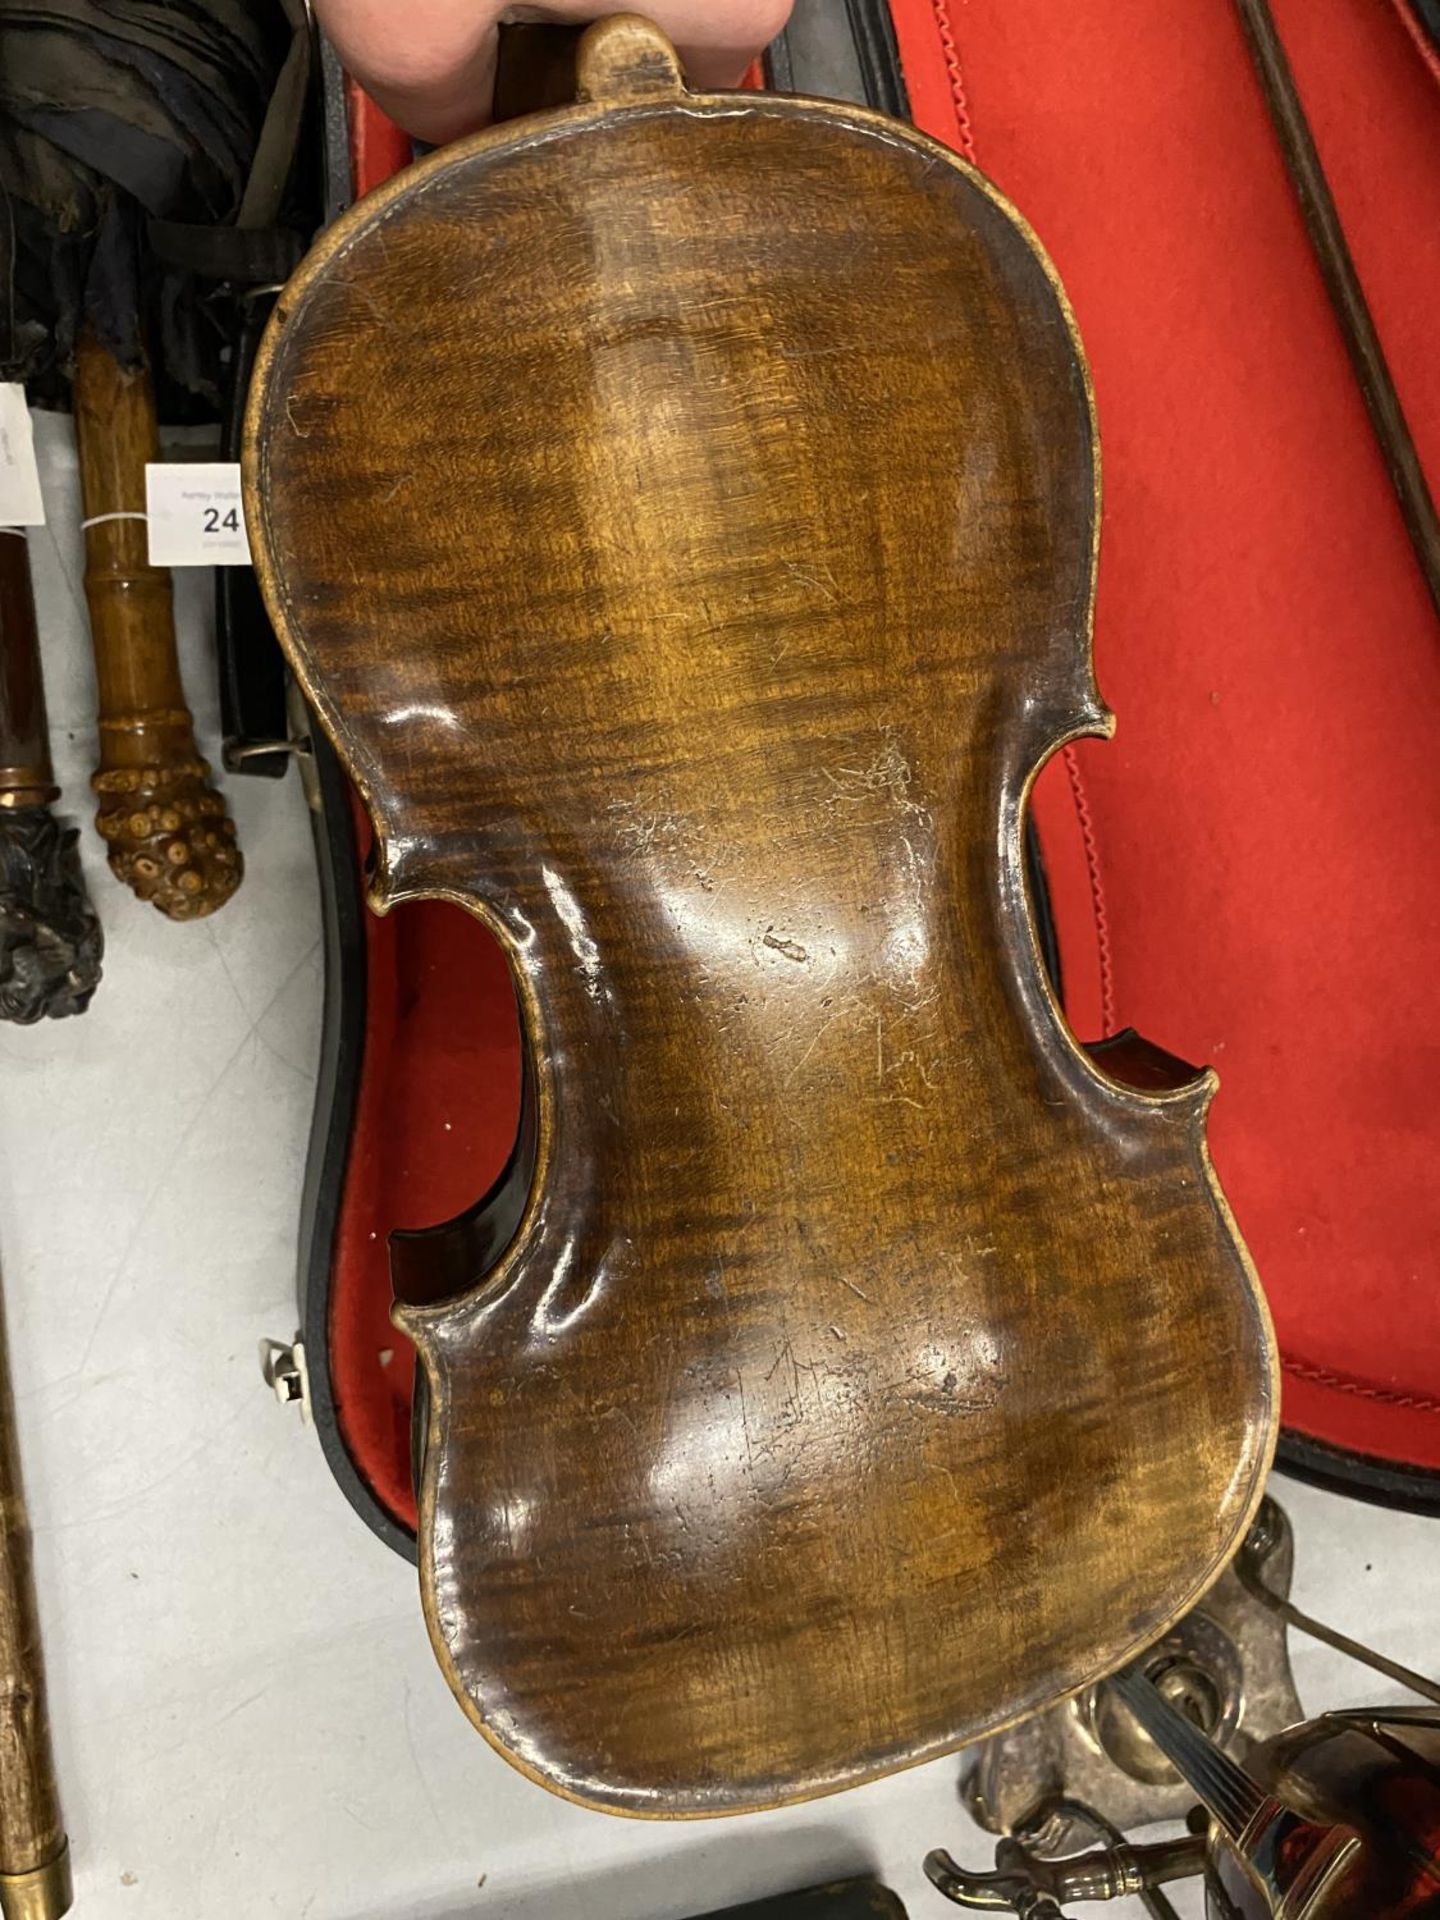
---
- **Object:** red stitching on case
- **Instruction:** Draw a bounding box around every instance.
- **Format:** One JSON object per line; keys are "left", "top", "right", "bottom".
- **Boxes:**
{"left": 1282, "top": 1353, "right": 1440, "bottom": 1416}
{"left": 930, "top": 0, "right": 977, "bottom": 160}
{"left": 1061, "top": 745, "right": 1117, "bottom": 1033}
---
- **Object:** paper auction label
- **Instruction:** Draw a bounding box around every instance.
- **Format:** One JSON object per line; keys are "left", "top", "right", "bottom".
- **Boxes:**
{"left": 145, "top": 461, "right": 251, "bottom": 566}
{"left": 0, "top": 385, "right": 45, "bottom": 527}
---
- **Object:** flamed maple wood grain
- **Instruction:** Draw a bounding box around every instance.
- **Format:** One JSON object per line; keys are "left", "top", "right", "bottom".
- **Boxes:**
{"left": 244, "top": 17, "right": 1277, "bottom": 1818}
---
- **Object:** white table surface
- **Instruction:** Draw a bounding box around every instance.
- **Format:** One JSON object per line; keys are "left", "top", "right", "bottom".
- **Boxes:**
{"left": 4, "top": 410, "right": 1436, "bottom": 1920}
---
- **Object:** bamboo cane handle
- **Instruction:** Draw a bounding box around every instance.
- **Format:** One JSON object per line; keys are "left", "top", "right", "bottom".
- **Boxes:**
{"left": 73, "top": 332, "right": 242, "bottom": 919}
{"left": 0, "top": 533, "right": 102, "bottom": 1023}
{"left": 0, "top": 1283, "right": 70, "bottom": 1920}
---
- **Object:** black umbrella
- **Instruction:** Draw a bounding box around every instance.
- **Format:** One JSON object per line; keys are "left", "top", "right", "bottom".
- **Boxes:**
{"left": 0, "top": 0, "right": 305, "bottom": 412}
{"left": 0, "top": 1, "right": 309, "bottom": 925}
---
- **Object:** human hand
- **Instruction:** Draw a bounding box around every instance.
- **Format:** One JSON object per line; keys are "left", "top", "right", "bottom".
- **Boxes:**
{"left": 313, "top": 1, "right": 793, "bottom": 143}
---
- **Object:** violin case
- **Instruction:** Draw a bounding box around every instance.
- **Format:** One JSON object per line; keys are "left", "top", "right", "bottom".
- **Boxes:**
{"left": 291, "top": 0, "right": 1440, "bottom": 1559}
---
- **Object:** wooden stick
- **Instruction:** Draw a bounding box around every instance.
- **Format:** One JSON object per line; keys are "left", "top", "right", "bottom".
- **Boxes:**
{"left": 0, "top": 535, "right": 59, "bottom": 815}
{"left": 0, "top": 1272, "right": 71, "bottom": 1919}
{"left": 0, "top": 532, "right": 102, "bottom": 1023}
{"left": 1234, "top": 0, "right": 1440, "bottom": 621}
{"left": 73, "top": 331, "right": 242, "bottom": 919}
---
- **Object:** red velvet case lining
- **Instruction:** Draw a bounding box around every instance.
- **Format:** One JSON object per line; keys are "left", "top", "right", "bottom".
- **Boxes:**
{"left": 328, "top": 5, "right": 1440, "bottom": 1537}
{"left": 328, "top": 813, "right": 520, "bottom": 1529}
{"left": 891, "top": 0, "right": 1440, "bottom": 1476}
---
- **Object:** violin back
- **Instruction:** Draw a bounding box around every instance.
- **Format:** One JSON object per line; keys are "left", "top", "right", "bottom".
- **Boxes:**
{"left": 244, "top": 19, "right": 1276, "bottom": 1816}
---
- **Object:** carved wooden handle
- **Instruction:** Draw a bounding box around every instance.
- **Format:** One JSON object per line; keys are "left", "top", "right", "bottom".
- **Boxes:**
{"left": 73, "top": 331, "right": 242, "bottom": 920}
{"left": 0, "top": 532, "right": 102, "bottom": 1023}
{"left": 0, "top": 1278, "right": 71, "bottom": 1919}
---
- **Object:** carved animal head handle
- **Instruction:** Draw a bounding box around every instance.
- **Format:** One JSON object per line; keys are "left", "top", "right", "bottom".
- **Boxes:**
{"left": 0, "top": 530, "right": 103, "bottom": 1020}
{"left": 0, "top": 807, "right": 103, "bottom": 1023}
{"left": 73, "top": 330, "right": 242, "bottom": 920}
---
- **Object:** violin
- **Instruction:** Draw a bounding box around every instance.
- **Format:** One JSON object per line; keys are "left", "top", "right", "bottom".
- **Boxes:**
{"left": 243, "top": 16, "right": 1275, "bottom": 1815}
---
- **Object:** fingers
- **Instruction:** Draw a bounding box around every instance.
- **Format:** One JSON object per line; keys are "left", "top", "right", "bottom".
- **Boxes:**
{"left": 314, "top": 0, "right": 794, "bottom": 144}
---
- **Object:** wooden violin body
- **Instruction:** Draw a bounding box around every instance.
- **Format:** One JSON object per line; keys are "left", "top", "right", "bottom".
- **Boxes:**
{"left": 245, "top": 19, "right": 1276, "bottom": 1816}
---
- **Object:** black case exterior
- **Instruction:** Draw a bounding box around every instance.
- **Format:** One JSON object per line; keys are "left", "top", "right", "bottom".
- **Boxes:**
{"left": 299, "top": 723, "right": 420, "bottom": 1560}
{"left": 694, "top": 1883, "right": 906, "bottom": 1920}
{"left": 1275, "top": 1433, "right": 1440, "bottom": 1518}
